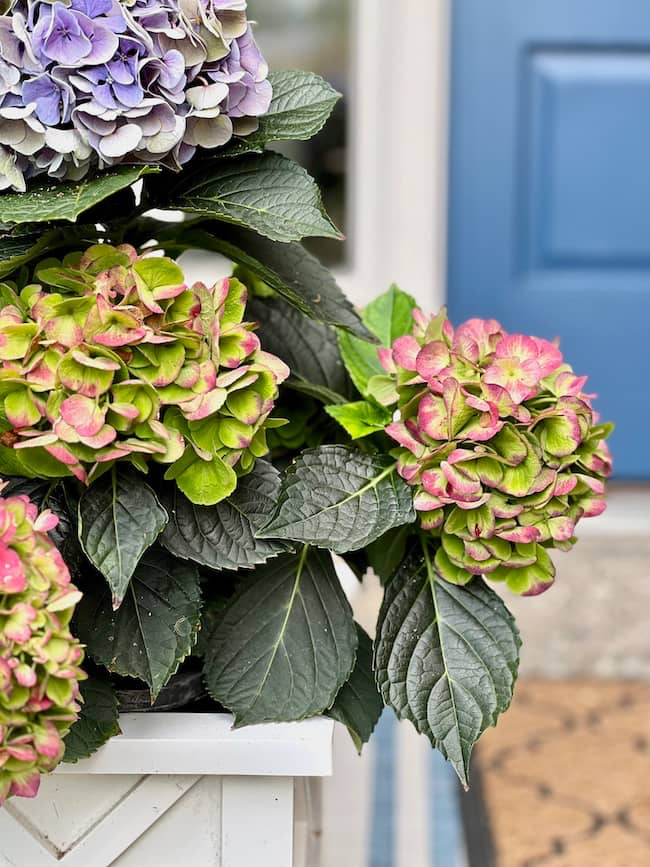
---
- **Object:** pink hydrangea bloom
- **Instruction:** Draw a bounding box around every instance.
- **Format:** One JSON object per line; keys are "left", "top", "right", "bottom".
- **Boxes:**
{"left": 379, "top": 307, "right": 613, "bottom": 596}
{"left": 0, "top": 244, "right": 288, "bottom": 505}
{"left": 0, "top": 488, "right": 85, "bottom": 806}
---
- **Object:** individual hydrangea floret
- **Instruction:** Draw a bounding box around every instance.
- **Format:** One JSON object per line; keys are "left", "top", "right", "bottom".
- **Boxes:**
{"left": 0, "top": 0, "right": 272, "bottom": 190}
{"left": 378, "top": 309, "right": 613, "bottom": 596}
{"left": 0, "top": 244, "right": 289, "bottom": 505}
{"left": 0, "top": 486, "right": 85, "bottom": 805}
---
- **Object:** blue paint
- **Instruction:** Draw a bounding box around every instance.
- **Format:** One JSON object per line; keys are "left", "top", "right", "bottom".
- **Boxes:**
{"left": 448, "top": 0, "right": 650, "bottom": 478}
{"left": 368, "top": 710, "right": 396, "bottom": 867}
{"left": 430, "top": 752, "right": 466, "bottom": 867}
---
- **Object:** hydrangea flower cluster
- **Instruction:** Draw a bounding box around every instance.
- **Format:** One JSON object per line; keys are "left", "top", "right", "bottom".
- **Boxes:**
{"left": 0, "top": 487, "right": 84, "bottom": 805}
{"left": 0, "top": 244, "right": 289, "bottom": 504}
{"left": 0, "top": 0, "right": 271, "bottom": 191}
{"left": 379, "top": 309, "right": 613, "bottom": 596}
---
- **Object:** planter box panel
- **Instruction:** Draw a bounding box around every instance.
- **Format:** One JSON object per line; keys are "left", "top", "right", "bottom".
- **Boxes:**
{"left": 0, "top": 715, "right": 333, "bottom": 867}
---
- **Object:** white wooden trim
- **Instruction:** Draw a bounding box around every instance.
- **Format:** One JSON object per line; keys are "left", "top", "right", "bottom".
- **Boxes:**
{"left": 338, "top": 0, "right": 451, "bottom": 312}
{"left": 221, "top": 777, "right": 294, "bottom": 867}
{"left": 55, "top": 714, "right": 334, "bottom": 778}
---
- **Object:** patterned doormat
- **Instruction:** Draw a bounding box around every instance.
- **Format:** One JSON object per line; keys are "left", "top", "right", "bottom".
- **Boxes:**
{"left": 465, "top": 680, "right": 650, "bottom": 867}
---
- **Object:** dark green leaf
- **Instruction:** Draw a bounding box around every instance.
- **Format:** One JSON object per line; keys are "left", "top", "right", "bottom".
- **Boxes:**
{"left": 374, "top": 543, "right": 521, "bottom": 788}
{"left": 75, "top": 548, "right": 202, "bottom": 699}
{"left": 0, "top": 228, "right": 59, "bottom": 278}
{"left": 194, "top": 599, "right": 228, "bottom": 658}
{"left": 0, "top": 166, "right": 157, "bottom": 225}
{"left": 247, "top": 295, "right": 354, "bottom": 399}
{"left": 204, "top": 548, "right": 357, "bottom": 725}
{"left": 246, "top": 297, "right": 352, "bottom": 396}
{"left": 366, "top": 525, "right": 412, "bottom": 584}
{"left": 327, "top": 625, "right": 383, "bottom": 752}
{"left": 259, "top": 446, "right": 415, "bottom": 554}
{"left": 280, "top": 378, "right": 348, "bottom": 407}
{"left": 157, "top": 222, "right": 373, "bottom": 340}
{"left": 63, "top": 677, "right": 121, "bottom": 764}
{"left": 325, "top": 401, "right": 392, "bottom": 439}
{"left": 244, "top": 70, "right": 340, "bottom": 146}
{"left": 78, "top": 468, "right": 168, "bottom": 608}
{"left": 160, "top": 461, "right": 291, "bottom": 572}
{"left": 171, "top": 152, "right": 342, "bottom": 242}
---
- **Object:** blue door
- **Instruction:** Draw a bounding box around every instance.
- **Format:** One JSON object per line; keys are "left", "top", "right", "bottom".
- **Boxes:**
{"left": 448, "top": 0, "right": 650, "bottom": 478}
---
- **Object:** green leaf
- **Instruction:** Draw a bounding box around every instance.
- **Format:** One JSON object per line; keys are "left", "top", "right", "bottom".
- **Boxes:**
{"left": 244, "top": 70, "right": 340, "bottom": 146}
{"left": 204, "top": 547, "right": 357, "bottom": 725}
{"left": 362, "top": 284, "right": 418, "bottom": 345}
{"left": 75, "top": 548, "right": 202, "bottom": 699}
{"left": 338, "top": 285, "right": 418, "bottom": 396}
{"left": 374, "top": 542, "right": 521, "bottom": 788}
{"left": 171, "top": 152, "right": 342, "bottom": 242}
{"left": 211, "top": 70, "right": 339, "bottom": 159}
{"left": 259, "top": 446, "right": 415, "bottom": 554}
{"left": 194, "top": 598, "right": 228, "bottom": 658}
{"left": 366, "top": 525, "right": 413, "bottom": 584}
{"left": 337, "top": 332, "right": 386, "bottom": 397}
{"left": 0, "top": 446, "right": 35, "bottom": 478}
{"left": 164, "top": 451, "right": 237, "bottom": 506}
{"left": 160, "top": 461, "right": 291, "bottom": 572}
{"left": 285, "top": 378, "right": 348, "bottom": 406}
{"left": 63, "top": 676, "right": 121, "bottom": 764}
{"left": 78, "top": 467, "right": 168, "bottom": 608}
{"left": 325, "top": 401, "right": 392, "bottom": 439}
{"left": 326, "top": 625, "right": 383, "bottom": 752}
{"left": 157, "top": 222, "right": 373, "bottom": 340}
{"left": 0, "top": 166, "right": 157, "bottom": 225}
{"left": 0, "top": 228, "right": 59, "bottom": 279}
{"left": 247, "top": 294, "right": 353, "bottom": 399}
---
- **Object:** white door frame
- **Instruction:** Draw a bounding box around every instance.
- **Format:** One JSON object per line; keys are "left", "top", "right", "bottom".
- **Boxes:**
{"left": 338, "top": 0, "right": 451, "bottom": 312}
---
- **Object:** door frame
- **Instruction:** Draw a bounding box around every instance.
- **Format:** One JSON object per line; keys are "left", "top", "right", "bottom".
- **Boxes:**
{"left": 336, "top": 0, "right": 451, "bottom": 312}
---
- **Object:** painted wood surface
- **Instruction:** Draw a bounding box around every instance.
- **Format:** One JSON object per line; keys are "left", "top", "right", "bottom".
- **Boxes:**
{"left": 0, "top": 714, "right": 333, "bottom": 867}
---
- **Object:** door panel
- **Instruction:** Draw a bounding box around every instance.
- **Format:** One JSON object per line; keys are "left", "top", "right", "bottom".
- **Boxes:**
{"left": 448, "top": 0, "right": 650, "bottom": 478}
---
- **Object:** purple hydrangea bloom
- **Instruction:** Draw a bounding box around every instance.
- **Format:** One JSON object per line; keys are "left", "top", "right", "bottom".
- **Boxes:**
{"left": 0, "top": 0, "right": 272, "bottom": 190}
{"left": 210, "top": 25, "right": 271, "bottom": 119}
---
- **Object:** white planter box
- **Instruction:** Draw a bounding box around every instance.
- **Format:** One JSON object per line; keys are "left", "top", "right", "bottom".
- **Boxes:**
{"left": 0, "top": 713, "right": 334, "bottom": 867}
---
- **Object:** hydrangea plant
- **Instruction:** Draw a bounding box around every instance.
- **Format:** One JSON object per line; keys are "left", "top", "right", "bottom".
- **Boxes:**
{"left": 0, "top": 0, "right": 613, "bottom": 803}
{"left": 0, "top": 486, "right": 84, "bottom": 804}
{"left": 0, "top": 0, "right": 271, "bottom": 190}
{"left": 0, "top": 243, "right": 288, "bottom": 504}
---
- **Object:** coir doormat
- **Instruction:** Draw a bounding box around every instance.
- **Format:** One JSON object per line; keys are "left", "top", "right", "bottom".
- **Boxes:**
{"left": 462, "top": 680, "right": 650, "bottom": 867}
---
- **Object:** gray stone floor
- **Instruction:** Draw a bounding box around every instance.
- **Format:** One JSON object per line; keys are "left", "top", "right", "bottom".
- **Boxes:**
{"left": 348, "top": 523, "right": 650, "bottom": 681}
{"left": 505, "top": 534, "right": 650, "bottom": 680}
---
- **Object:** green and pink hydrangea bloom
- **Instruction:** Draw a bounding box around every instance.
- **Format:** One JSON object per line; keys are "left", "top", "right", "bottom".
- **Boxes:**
{"left": 378, "top": 309, "right": 613, "bottom": 596}
{"left": 0, "top": 244, "right": 289, "bottom": 505}
{"left": 0, "top": 487, "right": 85, "bottom": 806}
